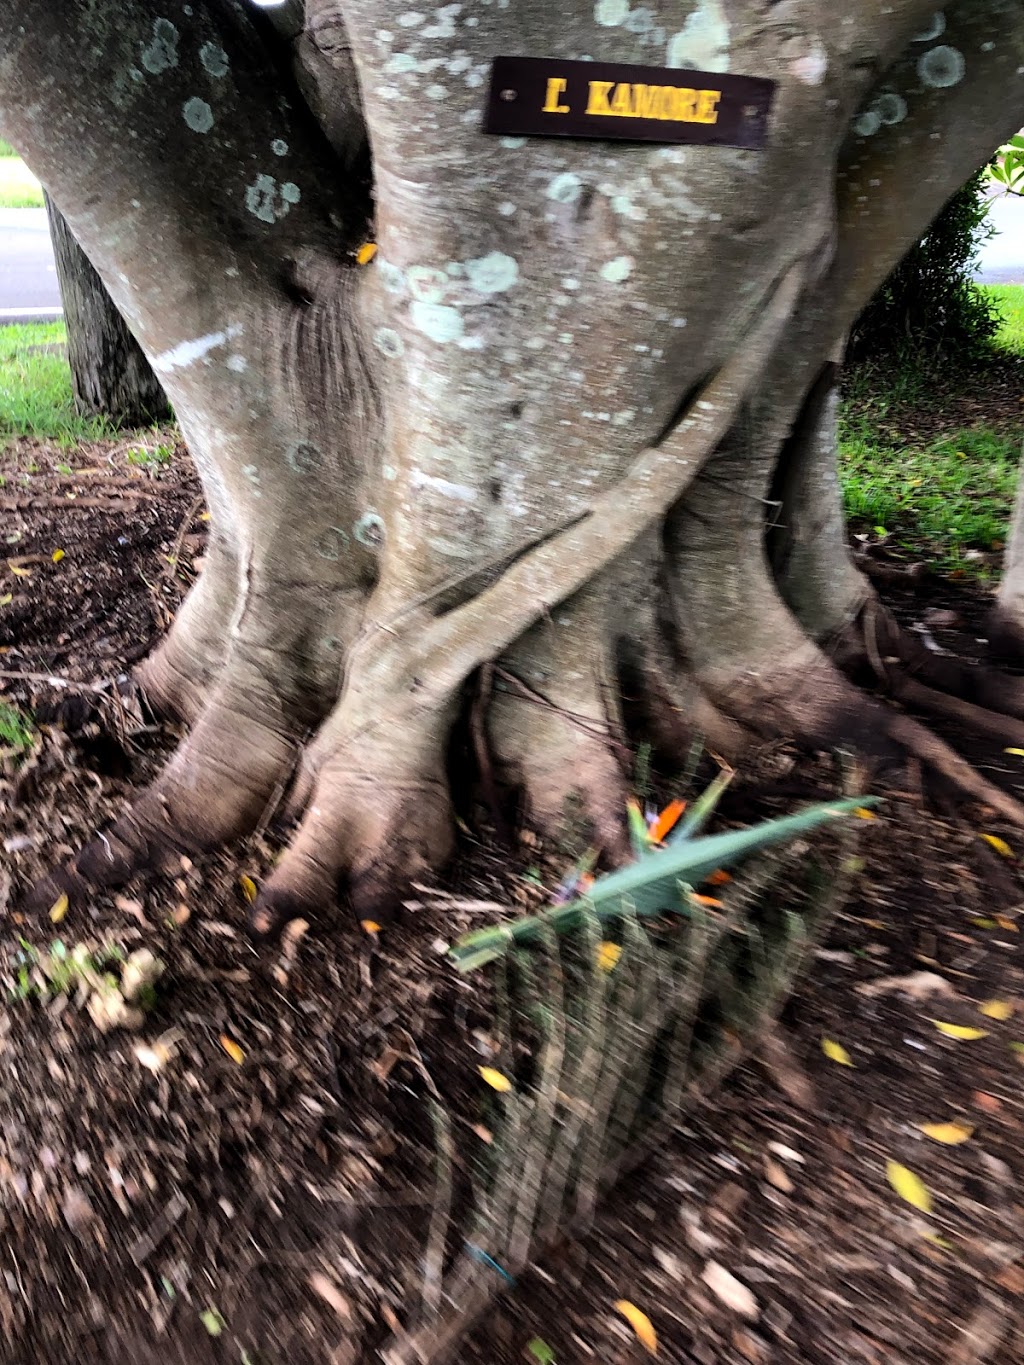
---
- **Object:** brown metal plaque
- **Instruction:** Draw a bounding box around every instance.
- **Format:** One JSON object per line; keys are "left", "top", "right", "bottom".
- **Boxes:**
{"left": 483, "top": 55, "right": 775, "bottom": 149}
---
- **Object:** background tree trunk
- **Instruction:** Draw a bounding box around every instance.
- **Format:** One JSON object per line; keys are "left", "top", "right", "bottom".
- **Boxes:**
{"left": 43, "top": 191, "right": 168, "bottom": 425}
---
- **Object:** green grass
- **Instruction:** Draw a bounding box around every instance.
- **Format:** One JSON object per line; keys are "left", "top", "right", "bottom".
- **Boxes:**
{"left": 981, "top": 283, "right": 1024, "bottom": 356}
{"left": 0, "top": 155, "right": 43, "bottom": 208}
{"left": 0, "top": 700, "right": 35, "bottom": 758}
{"left": 0, "top": 321, "right": 117, "bottom": 443}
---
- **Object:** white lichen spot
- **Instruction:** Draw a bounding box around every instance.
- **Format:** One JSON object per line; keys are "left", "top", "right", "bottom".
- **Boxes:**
{"left": 595, "top": 0, "right": 629, "bottom": 26}
{"left": 226, "top": 354, "right": 247, "bottom": 373}
{"left": 562, "top": 277, "right": 580, "bottom": 290}
{"left": 667, "top": 0, "right": 729, "bottom": 74}
{"left": 874, "top": 92, "right": 908, "bottom": 125}
{"left": 140, "top": 17, "right": 179, "bottom": 75}
{"left": 397, "top": 11, "right": 425, "bottom": 25}
{"left": 354, "top": 512, "right": 385, "bottom": 547}
{"left": 500, "top": 136, "right": 526, "bottom": 149}
{"left": 498, "top": 200, "right": 517, "bottom": 216}
{"left": 245, "top": 174, "right": 298, "bottom": 223}
{"left": 853, "top": 109, "right": 881, "bottom": 138}
{"left": 918, "top": 44, "right": 965, "bottom": 88}
{"left": 241, "top": 465, "right": 262, "bottom": 497}
{"left": 446, "top": 262, "right": 466, "bottom": 276}
{"left": 408, "top": 266, "right": 449, "bottom": 302}
{"left": 612, "top": 409, "right": 636, "bottom": 426}
{"left": 379, "top": 260, "right": 405, "bottom": 294}
{"left": 599, "top": 255, "right": 633, "bottom": 283}
{"left": 913, "top": 12, "right": 946, "bottom": 42}
{"left": 387, "top": 51, "right": 420, "bottom": 73}
{"left": 422, "top": 4, "right": 462, "bottom": 38}
{"left": 155, "top": 324, "right": 242, "bottom": 372}
{"left": 182, "top": 97, "right": 214, "bottom": 133}
{"left": 374, "top": 326, "right": 405, "bottom": 357}
{"left": 410, "top": 301, "right": 465, "bottom": 343}
{"left": 315, "top": 527, "right": 349, "bottom": 561}
{"left": 383, "top": 464, "right": 397, "bottom": 481}
{"left": 981, "top": 40, "right": 995, "bottom": 52}
{"left": 625, "top": 6, "right": 655, "bottom": 34}
{"left": 465, "top": 251, "right": 519, "bottom": 293}
{"left": 271, "top": 139, "right": 289, "bottom": 157}
{"left": 425, "top": 84, "right": 449, "bottom": 99}
{"left": 546, "top": 172, "right": 583, "bottom": 204}
{"left": 199, "top": 41, "right": 229, "bottom": 77}
{"left": 448, "top": 53, "right": 472, "bottom": 73}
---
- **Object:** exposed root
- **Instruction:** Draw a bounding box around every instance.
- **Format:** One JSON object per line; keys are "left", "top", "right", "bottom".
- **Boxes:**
{"left": 487, "top": 603, "right": 633, "bottom": 862}
{"left": 22, "top": 681, "right": 305, "bottom": 917}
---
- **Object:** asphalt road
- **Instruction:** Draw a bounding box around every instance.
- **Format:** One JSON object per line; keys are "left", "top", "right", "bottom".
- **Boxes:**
{"left": 1, "top": 192, "right": 1022, "bottom": 325}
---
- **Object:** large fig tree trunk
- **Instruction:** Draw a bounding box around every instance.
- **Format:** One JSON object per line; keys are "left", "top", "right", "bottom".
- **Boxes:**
{"left": 43, "top": 191, "right": 169, "bottom": 424}
{"left": 2, "top": 0, "right": 1024, "bottom": 930}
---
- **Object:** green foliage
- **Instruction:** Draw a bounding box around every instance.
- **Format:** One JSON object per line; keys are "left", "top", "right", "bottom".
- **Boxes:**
{"left": 0, "top": 700, "right": 35, "bottom": 758}
{"left": 451, "top": 793, "right": 871, "bottom": 972}
{"left": 982, "top": 283, "right": 1024, "bottom": 356}
{"left": 126, "top": 440, "right": 174, "bottom": 472}
{"left": 0, "top": 138, "right": 17, "bottom": 156}
{"left": 990, "top": 133, "right": 1024, "bottom": 197}
{"left": 850, "top": 170, "right": 999, "bottom": 362}
{"left": 9, "top": 939, "right": 125, "bottom": 1002}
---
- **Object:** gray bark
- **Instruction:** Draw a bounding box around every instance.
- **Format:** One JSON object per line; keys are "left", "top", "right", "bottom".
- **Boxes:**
{"left": 3, "top": 0, "right": 1024, "bottom": 927}
{"left": 43, "top": 191, "right": 169, "bottom": 424}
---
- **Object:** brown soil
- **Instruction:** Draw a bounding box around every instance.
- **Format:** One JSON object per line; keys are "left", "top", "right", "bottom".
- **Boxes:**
{"left": 2, "top": 438, "right": 1024, "bottom": 1365}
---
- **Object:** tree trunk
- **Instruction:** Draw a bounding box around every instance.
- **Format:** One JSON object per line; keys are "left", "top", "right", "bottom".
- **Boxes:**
{"left": 2, "top": 0, "right": 1024, "bottom": 930}
{"left": 43, "top": 191, "right": 169, "bottom": 425}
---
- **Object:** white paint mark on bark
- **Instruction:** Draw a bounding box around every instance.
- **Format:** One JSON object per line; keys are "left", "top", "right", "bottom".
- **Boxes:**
{"left": 595, "top": 0, "right": 630, "bottom": 26}
{"left": 410, "top": 301, "right": 465, "bottom": 343}
{"left": 918, "top": 45, "right": 966, "bottom": 87}
{"left": 600, "top": 256, "right": 633, "bottom": 283}
{"left": 547, "top": 172, "right": 583, "bottom": 203}
{"left": 667, "top": 1, "right": 730, "bottom": 73}
{"left": 411, "top": 470, "right": 478, "bottom": 501}
{"left": 183, "top": 97, "right": 214, "bottom": 133}
{"left": 465, "top": 252, "right": 519, "bottom": 293}
{"left": 199, "top": 41, "right": 229, "bottom": 77}
{"left": 156, "top": 324, "right": 243, "bottom": 372}
{"left": 140, "top": 18, "right": 179, "bottom": 75}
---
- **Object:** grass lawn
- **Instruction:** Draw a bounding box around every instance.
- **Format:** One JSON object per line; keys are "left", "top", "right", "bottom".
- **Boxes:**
{"left": 0, "top": 320, "right": 116, "bottom": 444}
{"left": 837, "top": 282, "right": 1024, "bottom": 576}
{"left": 0, "top": 154, "right": 43, "bottom": 208}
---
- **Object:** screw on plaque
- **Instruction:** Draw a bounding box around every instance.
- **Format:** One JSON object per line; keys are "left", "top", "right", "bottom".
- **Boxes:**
{"left": 500, "top": 88, "right": 518, "bottom": 102}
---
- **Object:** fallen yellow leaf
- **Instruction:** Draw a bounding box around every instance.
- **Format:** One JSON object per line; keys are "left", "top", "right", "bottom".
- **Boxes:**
{"left": 923, "top": 1232, "right": 953, "bottom": 1250}
{"left": 886, "top": 1159, "right": 933, "bottom": 1214}
{"left": 853, "top": 807, "right": 877, "bottom": 820}
{"left": 220, "top": 1035, "right": 244, "bottom": 1064}
{"left": 49, "top": 892, "right": 69, "bottom": 924}
{"left": 981, "top": 833, "right": 1014, "bottom": 858}
{"left": 705, "top": 869, "right": 732, "bottom": 886}
{"left": 932, "top": 1021, "right": 989, "bottom": 1040}
{"left": 7, "top": 563, "right": 31, "bottom": 578}
{"left": 1005, "top": 748, "right": 1024, "bottom": 757}
{"left": 614, "top": 1300, "right": 658, "bottom": 1355}
{"left": 479, "top": 1066, "right": 512, "bottom": 1093}
{"left": 689, "top": 893, "right": 724, "bottom": 908}
{"left": 979, "top": 998, "right": 1014, "bottom": 1021}
{"left": 0, "top": 593, "right": 11, "bottom": 607}
{"left": 51, "top": 549, "right": 65, "bottom": 563}
{"left": 597, "top": 941, "right": 622, "bottom": 972}
{"left": 919, "top": 1121, "right": 973, "bottom": 1145}
{"left": 822, "top": 1037, "right": 854, "bottom": 1067}
{"left": 648, "top": 799, "right": 686, "bottom": 844}
{"left": 356, "top": 242, "right": 378, "bottom": 265}
{"left": 239, "top": 874, "right": 258, "bottom": 904}
{"left": 995, "top": 915, "right": 1019, "bottom": 933}
{"left": 360, "top": 919, "right": 381, "bottom": 934}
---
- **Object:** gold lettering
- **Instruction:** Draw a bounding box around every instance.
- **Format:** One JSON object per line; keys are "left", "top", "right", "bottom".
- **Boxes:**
{"left": 586, "top": 80, "right": 614, "bottom": 115}
{"left": 609, "top": 82, "right": 634, "bottom": 117}
{"left": 672, "top": 88, "right": 699, "bottom": 121}
{"left": 695, "top": 88, "right": 722, "bottom": 124}
{"left": 632, "top": 84, "right": 661, "bottom": 120}
{"left": 542, "top": 76, "right": 570, "bottom": 114}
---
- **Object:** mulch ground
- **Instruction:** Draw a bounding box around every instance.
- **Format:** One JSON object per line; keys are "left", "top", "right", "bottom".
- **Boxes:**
{"left": 2, "top": 434, "right": 1024, "bottom": 1365}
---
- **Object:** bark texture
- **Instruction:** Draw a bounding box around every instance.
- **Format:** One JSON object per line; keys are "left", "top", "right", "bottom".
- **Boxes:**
{"left": 43, "top": 192, "right": 169, "bottom": 424}
{"left": 2, "top": 0, "right": 1024, "bottom": 928}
